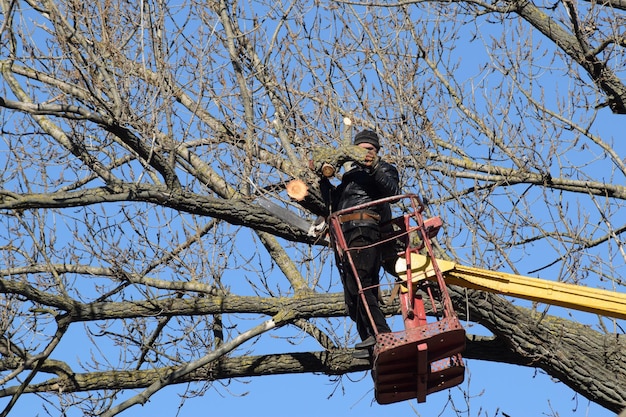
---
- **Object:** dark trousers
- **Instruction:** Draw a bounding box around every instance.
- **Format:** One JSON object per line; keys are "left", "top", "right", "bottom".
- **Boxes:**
{"left": 337, "top": 226, "right": 391, "bottom": 341}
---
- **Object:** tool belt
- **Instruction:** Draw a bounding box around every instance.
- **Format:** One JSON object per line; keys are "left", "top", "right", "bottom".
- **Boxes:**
{"left": 337, "top": 211, "right": 381, "bottom": 223}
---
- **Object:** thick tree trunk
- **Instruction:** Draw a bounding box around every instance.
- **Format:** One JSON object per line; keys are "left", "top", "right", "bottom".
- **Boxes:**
{"left": 450, "top": 287, "right": 626, "bottom": 413}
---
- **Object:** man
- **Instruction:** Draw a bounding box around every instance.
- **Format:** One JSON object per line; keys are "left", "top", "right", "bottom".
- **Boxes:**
{"left": 320, "top": 129, "right": 400, "bottom": 359}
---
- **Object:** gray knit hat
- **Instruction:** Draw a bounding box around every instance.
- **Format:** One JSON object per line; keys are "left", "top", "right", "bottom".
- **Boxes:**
{"left": 353, "top": 130, "right": 381, "bottom": 150}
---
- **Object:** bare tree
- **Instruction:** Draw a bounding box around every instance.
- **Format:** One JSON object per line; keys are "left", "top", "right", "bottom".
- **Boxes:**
{"left": 0, "top": 0, "right": 625, "bottom": 415}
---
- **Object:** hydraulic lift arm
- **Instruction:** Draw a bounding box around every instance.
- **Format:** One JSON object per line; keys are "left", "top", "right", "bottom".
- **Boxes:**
{"left": 396, "top": 253, "right": 626, "bottom": 321}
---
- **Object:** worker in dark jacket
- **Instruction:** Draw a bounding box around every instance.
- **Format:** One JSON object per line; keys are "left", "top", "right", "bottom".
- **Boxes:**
{"left": 320, "top": 129, "right": 400, "bottom": 359}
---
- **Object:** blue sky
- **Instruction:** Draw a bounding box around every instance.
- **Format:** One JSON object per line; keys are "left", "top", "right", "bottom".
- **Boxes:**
{"left": 2, "top": 2, "right": 625, "bottom": 417}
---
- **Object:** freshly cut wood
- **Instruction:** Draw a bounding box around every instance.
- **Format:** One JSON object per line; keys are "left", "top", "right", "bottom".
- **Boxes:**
{"left": 286, "top": 178, "right": 309, "bottom": 201}
{"left": 320, "top": 163, "right": 335, "bottom": 178}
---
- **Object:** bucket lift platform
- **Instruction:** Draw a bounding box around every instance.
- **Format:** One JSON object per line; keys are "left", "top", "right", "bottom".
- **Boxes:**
{"left": 373, "top": 309, "right": 465, "bottom": 404}
{"left": 328, "top": 194, "right": 466, "bottom": 405}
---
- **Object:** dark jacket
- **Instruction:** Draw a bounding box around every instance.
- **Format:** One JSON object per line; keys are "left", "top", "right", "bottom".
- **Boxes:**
{"left": 320, "top": 160, "right": 400, "bottom": 227}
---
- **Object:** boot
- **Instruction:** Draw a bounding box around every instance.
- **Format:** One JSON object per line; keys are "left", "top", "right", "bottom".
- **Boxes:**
{"left": 352, "top": 348, "right": 372, "bottom": 359}
{"left": 354, "top": 335, "right": 376, "bottom": 349}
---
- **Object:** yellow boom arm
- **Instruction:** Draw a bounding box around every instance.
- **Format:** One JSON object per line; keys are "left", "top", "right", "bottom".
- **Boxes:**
{"left": 396, "top": 253, "right": 626, "bottom": 320}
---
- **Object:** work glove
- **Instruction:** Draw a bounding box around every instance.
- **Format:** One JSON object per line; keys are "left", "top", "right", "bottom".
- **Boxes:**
{"left": 308, "top": 216, "right": 327, "bottom": 237}
{"left": 358, "top": 150, "right": 379, "bottom": 172}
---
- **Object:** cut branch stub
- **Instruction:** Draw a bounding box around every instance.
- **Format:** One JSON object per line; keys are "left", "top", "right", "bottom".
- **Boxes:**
{"left": 285, "top": 179, "right": 309, "bottom": 201}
